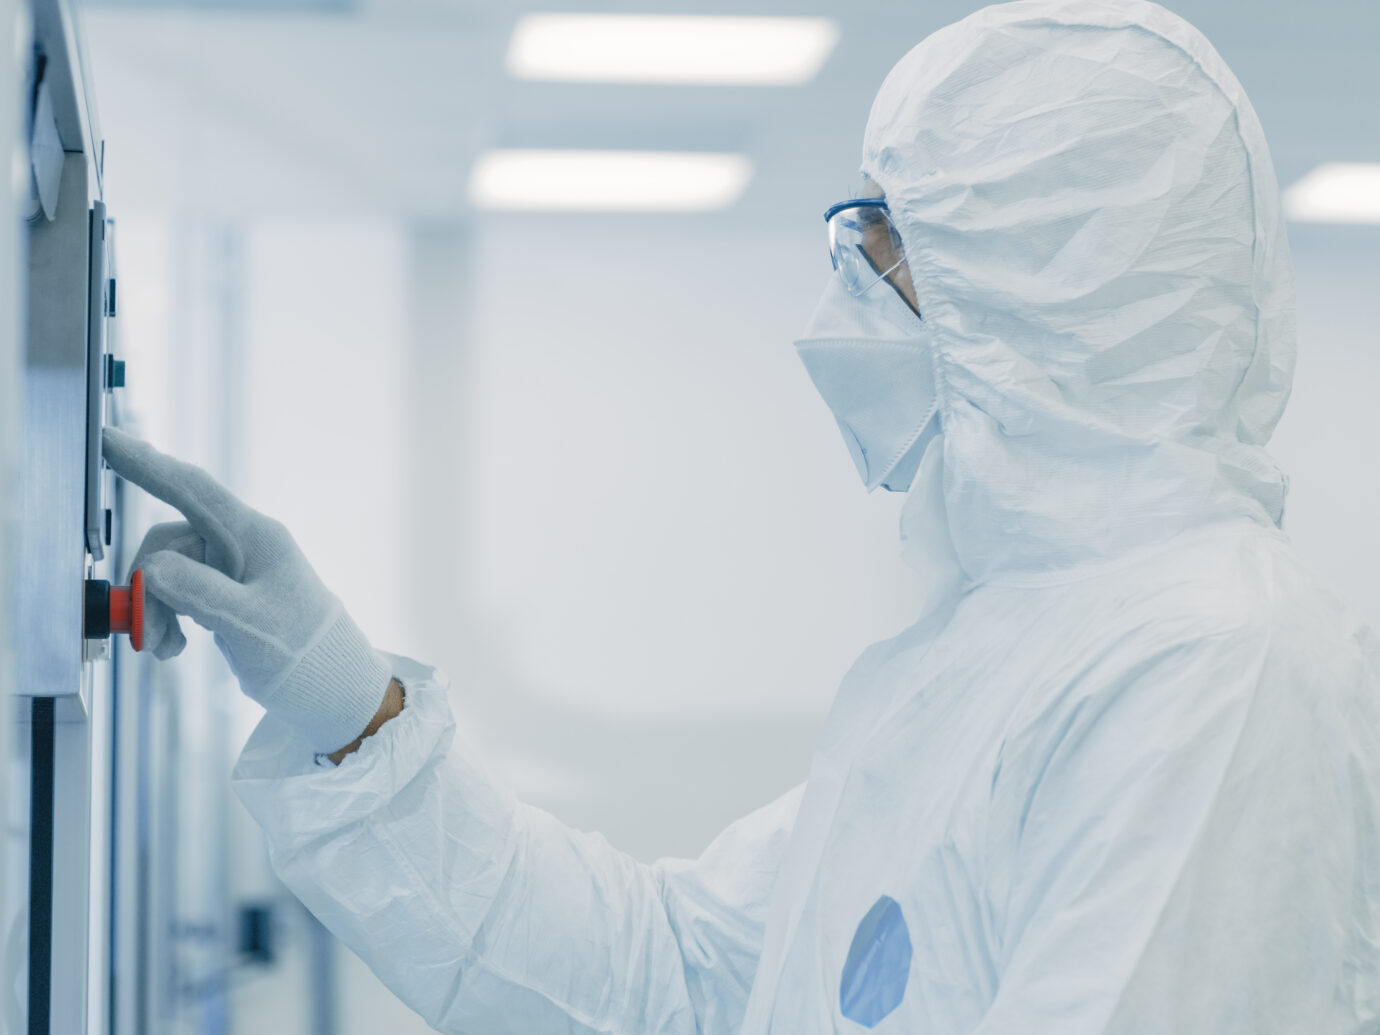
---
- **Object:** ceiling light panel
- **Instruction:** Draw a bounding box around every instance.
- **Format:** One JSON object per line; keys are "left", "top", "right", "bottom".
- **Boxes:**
{"left": 506, "top": 14, "right": 839, "bottom": 85}
{"left": 1283, "top": 163, "right": 1380, "bottom": 224}
{"left": 468, "top": 149, "right": 753, "bottom": 212}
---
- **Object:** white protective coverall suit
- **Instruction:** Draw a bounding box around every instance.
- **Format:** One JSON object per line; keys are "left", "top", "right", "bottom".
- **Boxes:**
{"left": 233, "top": 1, "right": 1380, "bottom": 1032}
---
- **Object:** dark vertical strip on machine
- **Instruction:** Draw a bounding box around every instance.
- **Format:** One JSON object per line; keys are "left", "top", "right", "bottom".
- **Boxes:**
{"left": 307, "top": 910, "right": 339, "bottom": 1035}
{"left": 135, "top": 672, "right": 151, "bottom": 1033}
{"left": 28, "top": 696, "right": 55, "bottom": 1035}
{"left": 108, "top": 649, "right": 121, "bottom": 1035}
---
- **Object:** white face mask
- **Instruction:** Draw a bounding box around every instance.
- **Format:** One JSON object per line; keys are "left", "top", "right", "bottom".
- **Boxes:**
{"left": 793, "top": 273, "right": 940, "bottom": 493}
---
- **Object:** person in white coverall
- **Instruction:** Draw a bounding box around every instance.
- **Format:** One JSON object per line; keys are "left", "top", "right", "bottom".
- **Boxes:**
{"left": 102, "top": 1, "right": 1380, "bottom": 1032}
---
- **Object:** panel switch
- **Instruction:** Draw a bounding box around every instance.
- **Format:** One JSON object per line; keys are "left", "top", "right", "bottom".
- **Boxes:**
{"left": 104, "top": 354, "right": 125, "bottom": 390}
{"left": 84, "top": 569, "right": 145, "bottom": 652}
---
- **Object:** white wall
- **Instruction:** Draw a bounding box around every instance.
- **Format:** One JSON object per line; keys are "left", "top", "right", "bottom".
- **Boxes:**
{"left": 448, "top": 217, "right": 926, "bottom": 845}
{"left": 239, "top": 222, "right": 412, "bottom": 653}
{"left": 466, "top": 218, "right": 922, "bottom": 719}
{"left": 1269, "top": 227, "right": 1380, "bottom": 626}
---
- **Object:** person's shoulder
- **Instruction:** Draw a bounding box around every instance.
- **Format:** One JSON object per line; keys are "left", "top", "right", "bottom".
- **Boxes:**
{"left": 1013, "top": 524, "right": 1379, "bottom": 733}
{"left": 1128, "top": 527, "right": 1361, "bottom": 645}
{"left": 1249, "top": 535, "right": 1380, "bottom": 695}
{"left": 994, "top": 528, "right": 1380, "bottom": 802}
{"left": 1144, "top": 527, "right": 1380, "bottom": 718}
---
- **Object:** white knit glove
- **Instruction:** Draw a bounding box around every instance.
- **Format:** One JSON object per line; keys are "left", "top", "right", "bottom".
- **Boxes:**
{"left": 103, "top": 427, "right": 392, "bottom": 753}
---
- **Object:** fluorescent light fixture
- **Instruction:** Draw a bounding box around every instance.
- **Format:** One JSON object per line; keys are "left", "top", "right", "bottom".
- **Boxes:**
{"left": 506, "top": 14, "right": 839, "bottom": 85}
{"left": 1283, "top": 163, "right": 1380, "bottom": 224}
{"left": 468, "top": 149, "right": 753, "bottom": 212}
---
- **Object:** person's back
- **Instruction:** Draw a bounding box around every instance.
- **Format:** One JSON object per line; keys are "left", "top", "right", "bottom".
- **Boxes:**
{"left": 748, "top": 519, "right": 1380, "bottom": 1032}
{"left": 101, "top": 0, "right": 1380, "bottom": 1031}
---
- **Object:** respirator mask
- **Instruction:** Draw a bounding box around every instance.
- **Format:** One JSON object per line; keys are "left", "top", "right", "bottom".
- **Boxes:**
{"left": 793, "top": 272, "right": 940, "bottom": 493}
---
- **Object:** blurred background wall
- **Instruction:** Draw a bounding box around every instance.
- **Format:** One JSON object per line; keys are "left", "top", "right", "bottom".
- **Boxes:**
{"left": 73, "top": 0, "right": 1380, "bottom": 1030}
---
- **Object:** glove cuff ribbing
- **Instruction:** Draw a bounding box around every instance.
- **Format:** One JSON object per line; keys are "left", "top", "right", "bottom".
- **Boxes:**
{"left": 266, "top": 610, "right": 394, "bottom": 753}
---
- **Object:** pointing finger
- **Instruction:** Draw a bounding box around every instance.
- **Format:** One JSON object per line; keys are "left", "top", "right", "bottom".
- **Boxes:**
{"left": 103, "top": 427, "right": 246, "bottom": 579}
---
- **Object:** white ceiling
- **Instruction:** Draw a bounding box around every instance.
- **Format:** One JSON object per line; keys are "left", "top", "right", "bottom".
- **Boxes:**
{"left": 79, "top": 0, "right": 1380, "bottom": 222}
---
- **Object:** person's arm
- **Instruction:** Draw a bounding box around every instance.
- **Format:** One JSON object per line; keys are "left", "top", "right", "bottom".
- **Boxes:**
{"left": 101, "top": 428, "right": 803, "bottom": 1031}
{"left": 325, "top": 677, "right": 404, "bottom": 765}
{"left": 101, "top": 428, "right": 393, "bottom": 754}
{"left": 234, "top": 653, "right": 803, "bottom": 1035}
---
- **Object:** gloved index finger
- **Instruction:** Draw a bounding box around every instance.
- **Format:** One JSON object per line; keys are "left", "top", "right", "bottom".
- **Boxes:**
{"left": 102, "top": 427, "right": 247, "bottom": 578}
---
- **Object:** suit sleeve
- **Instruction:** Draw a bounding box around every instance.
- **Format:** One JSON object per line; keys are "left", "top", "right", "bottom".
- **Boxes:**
{"left": 231, "top": 652, "right": 803, "bottom": 1035}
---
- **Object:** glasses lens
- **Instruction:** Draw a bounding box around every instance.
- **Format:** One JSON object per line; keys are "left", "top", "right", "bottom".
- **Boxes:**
{"left": 827, "top": 203, "right": 906, "bottom": 296}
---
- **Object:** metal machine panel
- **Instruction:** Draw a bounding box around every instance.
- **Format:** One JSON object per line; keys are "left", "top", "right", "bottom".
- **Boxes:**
{"left": 18, "top": 151, "right": 91, "bottom": 702}
{"left": 9, "top": 5, "right": 122, "bottom": 1034}
{"left": 84, "top": 200, "right": 108, "bottom": 560}
{"left": 30, "top": 0, "right": 101, "bottom": 193}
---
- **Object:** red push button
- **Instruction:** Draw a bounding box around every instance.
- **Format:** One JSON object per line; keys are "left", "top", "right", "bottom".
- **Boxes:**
{"left": 84, "top": 569, "right": 145, "bottom": 652}
{"left": 108, "top": 569, "right": 144, "bottom": 652}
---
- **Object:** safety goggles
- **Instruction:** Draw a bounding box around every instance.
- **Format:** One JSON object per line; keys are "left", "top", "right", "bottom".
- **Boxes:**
{"left": 824, "top": 197, "right": 908, "bottom": 297}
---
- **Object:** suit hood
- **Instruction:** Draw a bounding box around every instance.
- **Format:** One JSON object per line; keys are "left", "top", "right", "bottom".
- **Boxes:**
{"left": 864, "top": 0, "right": 1296, "bottom": 581}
